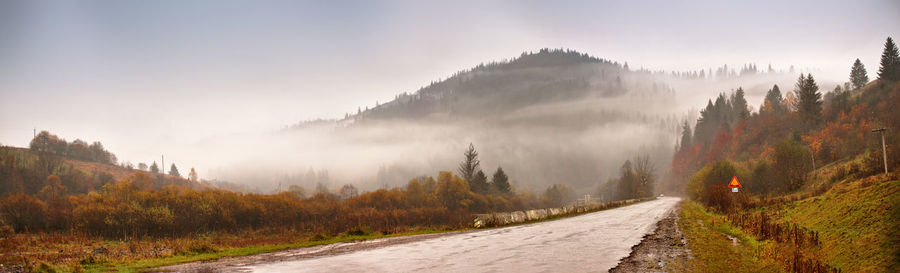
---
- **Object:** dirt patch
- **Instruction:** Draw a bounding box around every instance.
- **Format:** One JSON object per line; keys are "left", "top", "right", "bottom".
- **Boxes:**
{"left": 609, "top": 204, "right": 689, "bottom": 273}
{"left": 151, "top": 230, "right": 476, "bottom": 272}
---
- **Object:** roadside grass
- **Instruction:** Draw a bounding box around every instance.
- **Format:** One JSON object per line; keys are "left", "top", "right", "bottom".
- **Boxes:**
{"left": 678, "top": 200, "right": 782, "bottom": 273}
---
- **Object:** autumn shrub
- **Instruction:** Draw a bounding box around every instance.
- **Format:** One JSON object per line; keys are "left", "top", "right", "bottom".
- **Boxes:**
{"left": 703, "top": 184, "right": 733, "bottom": 213}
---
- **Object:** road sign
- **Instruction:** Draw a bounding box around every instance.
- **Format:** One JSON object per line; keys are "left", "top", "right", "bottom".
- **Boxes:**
{"left": 728, "top": 176, "right": 741, "bottom": 192}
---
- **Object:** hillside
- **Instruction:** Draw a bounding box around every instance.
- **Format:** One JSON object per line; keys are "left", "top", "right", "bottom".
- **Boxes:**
{"left": 669, "top": 39, "right": 900, "bottom": 272}
{"left": 0, "top": 145, "right": 206, "bottom": 197}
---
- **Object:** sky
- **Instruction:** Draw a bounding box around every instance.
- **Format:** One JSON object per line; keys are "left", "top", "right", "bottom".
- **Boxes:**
{"left": 1, "top": 0, "right": 898, "bottom": 174}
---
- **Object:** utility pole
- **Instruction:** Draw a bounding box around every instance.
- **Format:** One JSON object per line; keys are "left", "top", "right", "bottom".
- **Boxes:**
{"left": 162, "top": 154, "right": 165, "bottom": 175}
{"left": 872, "top": 128, "right": 888, "bottom": 175}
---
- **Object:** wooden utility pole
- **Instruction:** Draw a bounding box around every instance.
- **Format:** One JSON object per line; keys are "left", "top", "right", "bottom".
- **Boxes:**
{"left": 872, "top": 128, "right": 888, "bottom": 175}
{"left": 162, "top": 155, "right": 165, "bottom": 175}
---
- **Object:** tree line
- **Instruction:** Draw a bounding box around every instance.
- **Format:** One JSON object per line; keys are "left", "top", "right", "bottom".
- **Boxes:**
{"left": 670, "top": 36, "right": 900, "bottom": 210}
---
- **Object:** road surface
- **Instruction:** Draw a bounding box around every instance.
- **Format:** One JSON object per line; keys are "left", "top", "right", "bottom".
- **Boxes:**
{"left": 236, "top": 197, "right": 680, "bottom": 272}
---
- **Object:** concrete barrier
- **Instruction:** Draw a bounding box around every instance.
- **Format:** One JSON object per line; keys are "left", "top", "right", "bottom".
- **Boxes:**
{"left": 473, "top": 197, "right": 655, "bottom": 228}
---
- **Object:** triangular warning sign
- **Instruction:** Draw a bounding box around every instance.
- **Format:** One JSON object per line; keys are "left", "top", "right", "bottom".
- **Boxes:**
{"left": 728, "top": 176, "right": 742, "bottom": 188}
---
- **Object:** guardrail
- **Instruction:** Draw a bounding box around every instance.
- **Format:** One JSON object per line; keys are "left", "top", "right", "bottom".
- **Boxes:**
{"left": 473, "top": 197, "right": 656, "bottom": 228}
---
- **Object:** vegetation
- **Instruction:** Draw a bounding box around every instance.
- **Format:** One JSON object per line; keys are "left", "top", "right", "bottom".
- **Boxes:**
{"left": 673, "top": 37, "right": 899, "bottom": 273}
{"left": 0, "top": 141, "right": 597, "bottom": 270}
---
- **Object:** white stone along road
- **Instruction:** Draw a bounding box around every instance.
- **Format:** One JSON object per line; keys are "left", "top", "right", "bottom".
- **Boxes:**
{"left": 237, "top": 197, "right": 681, "bottom": 273}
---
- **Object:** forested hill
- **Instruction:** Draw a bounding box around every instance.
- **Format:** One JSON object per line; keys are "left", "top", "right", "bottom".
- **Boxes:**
{"left": 356, "top": 49, "right": 628, "bottom": 121}
{"left": 289, "top": 48, "right": 677, "bottom": 128}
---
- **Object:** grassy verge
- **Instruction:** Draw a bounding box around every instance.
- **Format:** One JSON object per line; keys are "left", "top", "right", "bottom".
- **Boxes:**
{"left": 678, "top": 200, "right": 782, "bottom": 273}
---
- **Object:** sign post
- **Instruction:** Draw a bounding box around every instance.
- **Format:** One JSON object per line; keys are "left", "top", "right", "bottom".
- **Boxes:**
{"left": 728, "top": 176, "right": 742, "bottom": 192}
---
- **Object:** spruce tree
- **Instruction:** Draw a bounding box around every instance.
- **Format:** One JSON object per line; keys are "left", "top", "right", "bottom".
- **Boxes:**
{"left": 470, "top": 170, "right": 489, "bottom": 194}
{"left": 794, "top": 74, "right": 822, "bottom": 130}
{"left": 877, "top": 37, "right": 899, "bottom": 81}
{"left": 850, "top": 58, "right": 869, "bottom": 89}
{"left": 679, "top": 121, "right": 692, "bottom": 151}
{"left": 149, "top": 161, "right": 159, "bottom": 173}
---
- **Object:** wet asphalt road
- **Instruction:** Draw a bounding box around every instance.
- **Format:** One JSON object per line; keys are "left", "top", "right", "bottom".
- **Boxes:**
{"left": 238, "top": 197, "right": 681, "bottom": 273}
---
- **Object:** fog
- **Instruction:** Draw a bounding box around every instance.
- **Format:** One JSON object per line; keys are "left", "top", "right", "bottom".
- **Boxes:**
{"left": 2, "top": 1, "right": 897, "bottom": 195}
{"left": 195, "top": 66, "right": 806, "bottom": 195}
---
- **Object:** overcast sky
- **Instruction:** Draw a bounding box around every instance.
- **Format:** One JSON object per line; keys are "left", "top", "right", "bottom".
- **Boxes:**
{"left": 1, "top": 0, "right": 897, "bottom": 170}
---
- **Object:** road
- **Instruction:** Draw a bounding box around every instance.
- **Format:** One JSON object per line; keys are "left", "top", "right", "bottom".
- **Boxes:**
{"left": 236, "top": 197, "right": 681, "bottom": 272}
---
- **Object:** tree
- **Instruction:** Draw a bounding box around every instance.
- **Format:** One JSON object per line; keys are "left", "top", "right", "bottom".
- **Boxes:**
{"left": 435, "top": 171, "right": 470, "bottom": 210}
{"left": 188, "top": 168, "right": 198, "bottom": 182}
{"left": 542, "top": 184, "right": 573, "bottom": 207}
{"left": 679, "top": 121, "right": 692, "bottom": 151}
{"left": 469, "top": 170, "right": 489, "bottom": 194}
{"left": 731, "top": 87, "right": 749, "bottom": 120}
{"left": 338, "top": 184, "right": 359, "bottom": 199}
{"left": 491, "top": 166, "right": 510, "bottom": 194}
{"left": 38, "top": 175, "right": 66, "bottom": 201}
{"left": 168, "top": 164, "right": 180, "bottom": 177}
{"left": 877, "top": 37, "right": 900, "bottom": 81}
{"left": 457, "top": 143, "right": 480, "bottom": 182}
{"left": 794, "top": 73, "right": 822, "bottom": 130}
{"left": 850, "top": 58, "right": 869, "bottom": 89}
{"left": 773, "top": 139, "right": 812, "bottom": 191}
{"left": 761, "top": 84, "right": 785, "bottom": 115}
{"left": 137, "top": 163, "right": 148, "bottom": 172}
{"left": 149, "top": 161, "right": 159, "bottom": 173}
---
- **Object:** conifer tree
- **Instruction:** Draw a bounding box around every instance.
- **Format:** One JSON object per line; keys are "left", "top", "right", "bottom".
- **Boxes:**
{"left": 457, "top": 143, "right": 480, "bottom": 182}
{"left": 761, "top": 84, "right": 785, "bottom": 114}
{"left": 149, "top": 161, "right": 159, "bottom": 173}
{"left": 877, "top": 37, "right": 899, "bottom": 81}
{"left": 169, "top": 164, "right": 180, "bottom": 177}
{"left": 492, "top": 167, "right": 510, "bottom": 194}
{"left": 850, "top": 58, "right": 869, "bottom": 89}
{"left": 794, "top": 74, "right": 822, "bottom": 130}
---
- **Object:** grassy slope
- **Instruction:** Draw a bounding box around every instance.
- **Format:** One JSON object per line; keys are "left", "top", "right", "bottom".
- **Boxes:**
{"left": 777, "top": 178, "right": 899, "bottom": 272}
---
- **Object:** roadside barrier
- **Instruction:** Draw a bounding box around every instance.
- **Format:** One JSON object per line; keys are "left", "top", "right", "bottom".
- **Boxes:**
{"left": 473, "top": 197, "right": 656, "bottom": 228}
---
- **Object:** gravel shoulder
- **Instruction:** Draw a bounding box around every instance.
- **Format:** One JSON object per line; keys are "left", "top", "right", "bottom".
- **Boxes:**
{"left": 610, "top": 203, "right": 689, "bottom": 273}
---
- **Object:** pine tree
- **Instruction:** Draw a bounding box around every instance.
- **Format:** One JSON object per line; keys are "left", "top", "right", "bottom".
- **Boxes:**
{"left": 877, "top": 37, "right": 900, "bottom": 81}
{"left": 457, "top": 143, "right": 480, "bottom": 182}
{"left": 492, "top": 167, "right": 510, "bottom": 194}
{"left": 794, "top": 74, "right": 822, "bottom": 130}
{"left": 149, "top": 161, "right": 159, "bottom": 173}
{"left": 850, "top": 58, "right": 869, "bottom": 89}
{"left": 168, "top": 164, "right": 180, "bottom": 177}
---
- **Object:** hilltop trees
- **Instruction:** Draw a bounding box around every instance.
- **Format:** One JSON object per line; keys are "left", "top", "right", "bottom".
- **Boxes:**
{"left": 877, "top": 37, "right": 899, "bottom": 81}
{"left": 850, "top": 59, "right": 869, "bottom": 90}
{"left": 28, "top": 131, "right": 117, "bottom": 164}
{"left": 149, "top": 162, "right": 159, "bottom": 173}
{"left": 794, "top": 74, "right": 822, "bottom": 130}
